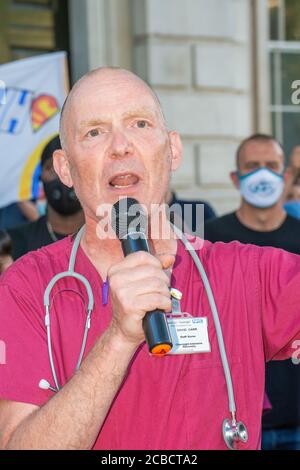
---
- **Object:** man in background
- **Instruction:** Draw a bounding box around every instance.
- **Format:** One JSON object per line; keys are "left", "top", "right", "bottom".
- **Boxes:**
{"left": 205, "top": 133, "right": 300, "bottom": 449}
{"left": 166, "top": 189, "right": 216, "bottom": 237}
{"left": 8, "top": 136, "right": 84, "bottom": 259}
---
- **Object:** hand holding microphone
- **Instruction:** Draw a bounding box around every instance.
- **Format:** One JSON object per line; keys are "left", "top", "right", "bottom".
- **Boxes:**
{"left": 109, "top": 198, "right": 173, "bottom": 355}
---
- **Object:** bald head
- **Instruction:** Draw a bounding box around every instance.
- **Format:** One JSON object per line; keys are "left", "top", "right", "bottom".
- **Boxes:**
{"left": 236, "top": 134, "right": 285, "bottom": 170}
{"left": 59, "top": 67, "right": 166, "bottom": 150}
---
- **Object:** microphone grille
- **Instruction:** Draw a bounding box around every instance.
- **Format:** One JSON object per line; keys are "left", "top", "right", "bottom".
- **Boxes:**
{"left": 111, "top": 198, "right": 148, "bottom": 240}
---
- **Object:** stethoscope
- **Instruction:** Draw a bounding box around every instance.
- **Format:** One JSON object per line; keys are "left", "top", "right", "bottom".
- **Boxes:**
{"left": 39, "top": 224, "right": 248, "bottom": 450}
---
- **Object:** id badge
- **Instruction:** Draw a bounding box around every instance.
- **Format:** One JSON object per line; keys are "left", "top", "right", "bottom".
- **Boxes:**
{"left": 167, "top": 288, "right": 211, "bottom": 355}
{"left": 167, "top": 316, "right": 211, "bottom": 355}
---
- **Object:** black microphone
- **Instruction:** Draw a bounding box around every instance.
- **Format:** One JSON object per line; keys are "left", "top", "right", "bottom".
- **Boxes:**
{"left": 111, "top": 197, "right": 173, "bottom": 356}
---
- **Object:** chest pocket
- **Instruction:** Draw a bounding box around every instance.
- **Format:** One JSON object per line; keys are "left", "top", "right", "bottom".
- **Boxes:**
{"left": 179, "top": 355, "right": 249, "bottom": 450}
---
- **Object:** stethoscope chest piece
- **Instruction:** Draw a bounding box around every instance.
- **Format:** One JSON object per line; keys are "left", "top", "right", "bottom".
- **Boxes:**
{"left": 222, "top": 419, "right": 248, "bottom": 450}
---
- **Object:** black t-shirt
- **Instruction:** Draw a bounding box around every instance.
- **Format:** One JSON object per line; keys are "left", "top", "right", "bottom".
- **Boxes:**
{"left": 170, "top": 193, "right": 216, "bottom": 223}
{"left": 8, "top": 215, "right": 65, "bottom": 260}
{"left": 205, "top": 212, "right": 300, "bottom": 430}
{"left": 169, "top": 193, "right": 216, "bottom": 237}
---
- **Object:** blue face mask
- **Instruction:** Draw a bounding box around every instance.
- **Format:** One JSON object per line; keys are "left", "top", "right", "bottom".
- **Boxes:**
{"left": 238, "top": 167, "right": 284, "bottom": 208}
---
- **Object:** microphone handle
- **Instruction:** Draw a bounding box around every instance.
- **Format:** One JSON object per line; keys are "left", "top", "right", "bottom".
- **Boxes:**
{"left": 121, "top": 235, "right": 149, "bottom": 257}
{"left": 120, "top": 234, "right": 173, "bottom": 355}
{"left": 142, "top": 309, "right": 173, "bottom": 356}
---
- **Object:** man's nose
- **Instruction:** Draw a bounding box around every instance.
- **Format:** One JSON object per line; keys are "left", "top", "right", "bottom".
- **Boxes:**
{"left": 109, "top": 128, "right": 133, "bottom": 158}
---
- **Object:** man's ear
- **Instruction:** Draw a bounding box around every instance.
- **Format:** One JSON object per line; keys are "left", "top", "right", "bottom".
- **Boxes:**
{"left": 230, "top": 170, "right": 240, "bottom": 189}
{"left": 53, "top": 149, "right": 73, "bottom": 187}
{"left": 168, "top": 131, "right": 183, "bottom": 171}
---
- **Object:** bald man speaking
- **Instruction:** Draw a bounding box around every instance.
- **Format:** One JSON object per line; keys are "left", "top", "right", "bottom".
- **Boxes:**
{"left": 0, "top": 67, "right": 300, "bottom": 450}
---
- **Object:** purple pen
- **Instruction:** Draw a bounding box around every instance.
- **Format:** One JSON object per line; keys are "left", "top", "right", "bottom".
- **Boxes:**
{"left": 102, "top": 278, "right": 109, "bottom": 306}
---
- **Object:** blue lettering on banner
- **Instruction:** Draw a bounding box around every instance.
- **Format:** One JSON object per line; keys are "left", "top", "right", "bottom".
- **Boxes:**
{"left": 0, "top": 87, "right": 33, "bottom": 135}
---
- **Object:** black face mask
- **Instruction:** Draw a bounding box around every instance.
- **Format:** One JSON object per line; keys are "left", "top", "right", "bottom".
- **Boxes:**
{"left": 43, "top": 179, "right": 82, "bottom": 216}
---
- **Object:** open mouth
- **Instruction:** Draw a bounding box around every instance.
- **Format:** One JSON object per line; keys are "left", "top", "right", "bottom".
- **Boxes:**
{"left": 109, "top": 173, "right": 140, "bottom": 189}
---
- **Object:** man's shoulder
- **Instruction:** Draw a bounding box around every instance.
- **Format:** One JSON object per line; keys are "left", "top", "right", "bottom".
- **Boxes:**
{"left": 24, "top": 235, "right": 72, "bottom": 266}
{"left": 200, "top": 236, "right": 259, "bottom": 255}
{"left": 181, "top": 234, "right": 263, "bottom": 264}
{"left": 284, "top": 214, "right": 300, "bottom": 229}
{"left": 204, "top": 212, "right": 238, "bottom": 243}
{"left": 8, "top": 220, "right": 35, "bottom": 240}
{"left": 8, "top": 216, "right": 46, "bottom": 243}
{"left": 1, "top": 236, "right": 72, "bottom": 286}
{"left": 176, "top": 236, "right": 269, "bottom": 291}
{"left": 205, "top": 211, "right": 236, "bottom": 228}
{"left": 198, "top": 235, "right": 298, "bottom": 274}
{"left": 173, "top": 196, "right": 215, "bottom": 217}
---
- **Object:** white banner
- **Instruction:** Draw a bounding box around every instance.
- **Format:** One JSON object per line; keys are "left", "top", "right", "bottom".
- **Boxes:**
{"left": 0, "top": 52, "right": 68, "bottom": 208}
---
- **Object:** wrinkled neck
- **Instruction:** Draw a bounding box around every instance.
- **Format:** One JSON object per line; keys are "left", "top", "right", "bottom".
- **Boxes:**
{"left": 81, "top": 214, "right": 177, "bottom": 281}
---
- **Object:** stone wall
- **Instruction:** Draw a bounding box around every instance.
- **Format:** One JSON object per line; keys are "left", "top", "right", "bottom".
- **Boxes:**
{"left": 132, "top": 0, "right": 255, "bottom": 214}
{"left": 68, "top": 0, "right": 260, "bottom": 215}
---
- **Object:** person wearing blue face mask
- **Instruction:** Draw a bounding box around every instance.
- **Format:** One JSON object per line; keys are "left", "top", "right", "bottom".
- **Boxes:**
{"left": 205, "top": 134, "right": 300, "bottom": 252}
{"left": 205, "top": 133, "right": 300, "bottom": 450}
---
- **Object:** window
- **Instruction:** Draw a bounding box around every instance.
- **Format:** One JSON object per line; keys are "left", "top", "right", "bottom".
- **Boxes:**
{"left": 0, "top": 0, "right": 70, "bottom": 64}
{"left": 269, "top": 0, "right": 300, "bottom": 158}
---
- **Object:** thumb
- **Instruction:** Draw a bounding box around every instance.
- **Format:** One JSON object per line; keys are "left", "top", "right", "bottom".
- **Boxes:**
{"left": 156, "top": 253, "right": 176, "bottom": 271}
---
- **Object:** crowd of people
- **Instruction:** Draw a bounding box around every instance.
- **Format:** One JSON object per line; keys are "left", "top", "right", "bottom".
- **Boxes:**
{"left": 0, "top": 67, "right": 300, "bottom": 450}
{"left": 205, "top": 134, "right": 300, "bottom": 450}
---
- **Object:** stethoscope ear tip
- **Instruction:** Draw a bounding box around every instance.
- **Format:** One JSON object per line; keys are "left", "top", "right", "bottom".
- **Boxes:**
{"left": 38, "top": 379, "right": 57, "bottom": 393}
{"left": 39, "top": 379, "right": 50, "bottom": 390}
{"left": 222, "top": 419, "right": 248, "bottom": 450}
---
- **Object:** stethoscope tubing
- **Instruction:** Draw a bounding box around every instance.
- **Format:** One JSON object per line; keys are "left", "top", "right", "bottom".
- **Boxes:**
{"left": 42, "top": 224, "right": 247, "bottom": 449}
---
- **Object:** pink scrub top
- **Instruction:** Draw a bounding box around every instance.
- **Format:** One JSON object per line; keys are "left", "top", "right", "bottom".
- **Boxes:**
{"left": 0, "top": 236, "right": 300, "bottom": 450}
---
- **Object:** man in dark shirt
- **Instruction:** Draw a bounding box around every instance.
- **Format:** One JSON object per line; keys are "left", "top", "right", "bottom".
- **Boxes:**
{"left": 166, "top": 190, "right": 216, "bottom": 221}
{"left": 205, "top": 133, "right": 300, "bottom": 450}
{"left": 8, "top": 136, "right": 84, "bottom": 260}
{"left": 166, "top": 189, "right": 216, "bottom": 238}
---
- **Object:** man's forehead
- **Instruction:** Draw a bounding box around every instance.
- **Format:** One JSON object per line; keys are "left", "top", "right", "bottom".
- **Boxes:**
{"left": 241, "top": 140, "right": 283, "bottom": 159}
{"left": 70, "top": 70, "right": 156, "bottom": 108}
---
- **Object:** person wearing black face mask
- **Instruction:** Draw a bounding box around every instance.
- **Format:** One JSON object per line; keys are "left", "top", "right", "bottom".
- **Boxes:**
{"left": 8, "top": 136, "right": 84, "bottom": 260}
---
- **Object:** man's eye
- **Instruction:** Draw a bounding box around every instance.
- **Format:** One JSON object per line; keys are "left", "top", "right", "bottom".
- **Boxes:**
{"left": 87, "top": 129, "right": 100, "bottom": 137}
{"left": 136, "top": 120, "right": 148, "bottom": 128}
{"left": 246, "top": 164, "right": 258, "bottom": 169}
